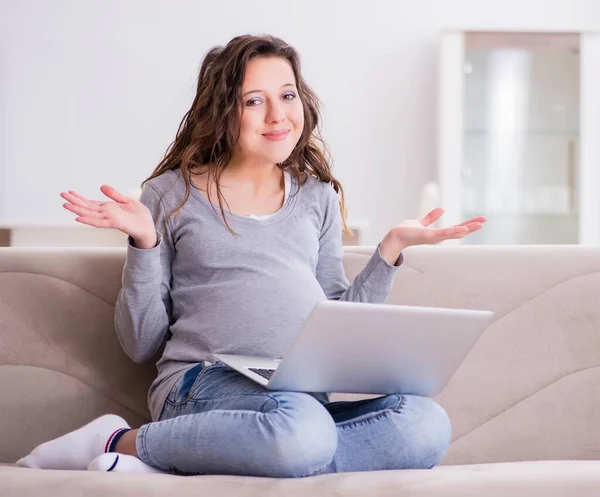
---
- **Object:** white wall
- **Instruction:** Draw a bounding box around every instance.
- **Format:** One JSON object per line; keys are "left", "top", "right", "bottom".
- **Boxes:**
{"left": 1, "top": 0, "right": 599, "bottom": 243}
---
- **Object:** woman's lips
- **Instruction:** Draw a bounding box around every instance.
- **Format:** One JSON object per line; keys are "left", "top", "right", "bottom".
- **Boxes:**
{"left": 262, "top": 130, "right": 290, "bottom": 141}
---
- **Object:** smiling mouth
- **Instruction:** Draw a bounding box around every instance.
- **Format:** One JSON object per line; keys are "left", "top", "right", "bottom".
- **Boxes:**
{"left": 262, "top": 130, "right": 290, "bottom": 141}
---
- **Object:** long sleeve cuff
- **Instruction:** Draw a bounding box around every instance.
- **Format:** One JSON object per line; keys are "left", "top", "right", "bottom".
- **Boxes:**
{"left": 353, "top": 245, "right": 404, "bottom": 297}
{"left": 123, "top": 231, "right": 163, "bottom": 281}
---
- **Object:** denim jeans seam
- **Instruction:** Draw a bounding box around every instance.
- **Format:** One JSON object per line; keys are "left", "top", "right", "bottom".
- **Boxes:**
{"left": 335, "top": 394, "right": 405, "bottom": 430}
{"left": 162, "top": 363, "right": 205, "bottom": 408}
{"left": 136, "top": 425, "right": 152, "bottom": 466}
{"left": 183, "top": 392, "right": 281, "bottom": 410}
{"left": 164, "top": 362, "right": 229, "bottom": 408}
{"left": 263, "top": 394, "right": 280, "bottom": 412}
{"left": 394, "top": 394, "right": 406, "bottom": 413}
{"left": 187, "top": 361, "right": 221, "bottom": 399}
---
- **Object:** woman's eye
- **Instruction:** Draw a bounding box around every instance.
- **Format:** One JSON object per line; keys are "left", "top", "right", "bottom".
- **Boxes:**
{"left": 283, "top": 93, "right": 296, "bottom": 101}
{"left": 246, "top": 98, "right": 262, "bottom": 106}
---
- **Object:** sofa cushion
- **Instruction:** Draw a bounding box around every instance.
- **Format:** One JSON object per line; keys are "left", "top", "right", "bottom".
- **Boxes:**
{"left": 2, "top": 461, "right": 600, "bottom": 497}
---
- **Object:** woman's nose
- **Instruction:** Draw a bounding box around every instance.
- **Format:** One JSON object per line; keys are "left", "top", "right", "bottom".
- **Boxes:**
{"left": 266, "top": 102, "right": 285, "bottom": 124}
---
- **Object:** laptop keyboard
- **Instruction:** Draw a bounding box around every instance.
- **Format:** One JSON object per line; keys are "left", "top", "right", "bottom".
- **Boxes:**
{"left": 249, "top": 368, "right": 276, "bottom": 380}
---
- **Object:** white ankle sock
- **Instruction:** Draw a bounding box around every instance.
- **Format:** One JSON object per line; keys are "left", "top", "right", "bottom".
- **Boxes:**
{"left": 16, "top": 414, "right": 130, "bottom": 471}
{"left": 88, "top": 453, "right": 169, "bottom": 474}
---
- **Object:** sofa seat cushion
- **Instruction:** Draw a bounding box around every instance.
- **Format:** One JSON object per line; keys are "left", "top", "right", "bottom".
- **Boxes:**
{"left": 2, "top": 461, "right": 600, "bottom": 496}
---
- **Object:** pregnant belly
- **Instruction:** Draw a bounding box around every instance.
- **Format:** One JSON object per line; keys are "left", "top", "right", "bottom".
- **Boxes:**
{"left": 171, "top": 272, "right": 327, "bottom": 358}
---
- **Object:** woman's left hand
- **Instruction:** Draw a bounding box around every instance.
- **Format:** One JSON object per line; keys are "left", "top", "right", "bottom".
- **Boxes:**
{"left": 379, "top": 207, "right": 486, "bottom": 265}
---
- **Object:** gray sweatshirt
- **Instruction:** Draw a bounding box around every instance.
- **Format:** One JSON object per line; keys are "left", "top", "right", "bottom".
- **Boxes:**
{"left": 115, "top": 169, "right": 403, "bottom": 420}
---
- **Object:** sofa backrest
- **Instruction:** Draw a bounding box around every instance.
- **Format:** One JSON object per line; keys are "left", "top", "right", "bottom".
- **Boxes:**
{"left": 1, "top": 246, "right": 599, "bottom": 465}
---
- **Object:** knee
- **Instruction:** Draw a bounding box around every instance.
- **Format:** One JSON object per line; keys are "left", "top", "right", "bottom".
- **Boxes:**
{"left": 267, "top": 393, "right": 338, "bottom": 478}
{"left": 399, "top": 396, "right": 452, "bottom": 469}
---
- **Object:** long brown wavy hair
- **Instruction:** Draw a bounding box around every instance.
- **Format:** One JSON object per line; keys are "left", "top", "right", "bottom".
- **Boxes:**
{"left": 142, "top": 34, "right": 351, "bottom": 236}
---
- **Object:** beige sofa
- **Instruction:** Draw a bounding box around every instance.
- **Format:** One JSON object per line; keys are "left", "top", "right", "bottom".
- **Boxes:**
{"left": 1, "top": 245, "right": 600, "bottom": 496}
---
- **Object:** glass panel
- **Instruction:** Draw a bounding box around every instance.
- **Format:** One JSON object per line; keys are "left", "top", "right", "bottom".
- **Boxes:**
{"left": 461, "top": 32, "right": 580, "bottom": 244}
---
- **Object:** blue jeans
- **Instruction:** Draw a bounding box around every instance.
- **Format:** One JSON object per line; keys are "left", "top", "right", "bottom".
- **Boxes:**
{"left": 136, "top": 361, "right": 451, "bottom": 477}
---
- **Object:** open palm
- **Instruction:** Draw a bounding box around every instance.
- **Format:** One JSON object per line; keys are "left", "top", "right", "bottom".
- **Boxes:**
{"left": 391, "top": 208, "right": 485, "bottom": 248}
{"left": 60, "top": 185, "right": 155, "bottom": 243}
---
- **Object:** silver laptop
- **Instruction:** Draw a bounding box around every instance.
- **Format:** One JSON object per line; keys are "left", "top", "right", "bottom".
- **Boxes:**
{"left": 213, "top": 300, "right": 493, "bottom": 397}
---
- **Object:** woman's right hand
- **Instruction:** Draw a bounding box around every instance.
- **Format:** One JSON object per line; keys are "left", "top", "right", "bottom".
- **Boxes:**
{"left": 60, "top": 185, "right": 157, "bottom": 249}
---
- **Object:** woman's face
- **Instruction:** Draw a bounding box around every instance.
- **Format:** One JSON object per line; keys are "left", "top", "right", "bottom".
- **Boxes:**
{"left": 234, "top": 56, "right": 304, "bottom": 166}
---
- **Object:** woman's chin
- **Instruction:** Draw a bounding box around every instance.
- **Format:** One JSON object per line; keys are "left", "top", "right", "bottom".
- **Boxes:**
{"left": 260, "top": 152, "right": 294, "bottom": 165}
